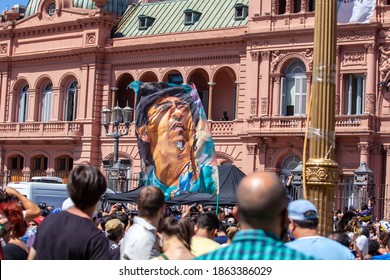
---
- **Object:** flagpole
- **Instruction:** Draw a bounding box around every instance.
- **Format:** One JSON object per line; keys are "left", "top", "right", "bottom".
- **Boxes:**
{"left": 305, "top": 0, "right": 339, "bottom": 236}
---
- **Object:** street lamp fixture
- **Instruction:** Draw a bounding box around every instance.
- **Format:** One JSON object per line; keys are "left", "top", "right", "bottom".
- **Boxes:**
{"left": 354, "top": 161, "right": 374, "bottom": 209}
{"left": 101, "top": 87, "right": 134, "bottom": 192}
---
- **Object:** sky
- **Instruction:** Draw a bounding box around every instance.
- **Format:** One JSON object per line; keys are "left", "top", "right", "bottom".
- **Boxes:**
{"left": 1, "top": 0, "right": 30, "bottom": 13}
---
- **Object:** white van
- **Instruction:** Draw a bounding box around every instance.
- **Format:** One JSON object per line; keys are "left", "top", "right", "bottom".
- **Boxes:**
{"left": 7, "top": 181, "right": 68, "bottom": 209}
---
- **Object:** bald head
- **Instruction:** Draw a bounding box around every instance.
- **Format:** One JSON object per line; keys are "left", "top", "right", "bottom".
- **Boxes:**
{"left": 237, "top": 172, "right": 288, "bottom": 229}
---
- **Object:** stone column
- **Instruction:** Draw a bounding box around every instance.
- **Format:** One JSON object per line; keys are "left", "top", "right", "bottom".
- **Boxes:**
{"left": 272, "top": 76, "right": 281, "bottom": 116}
{"left": 7, "top": 90, "right": 16, "bottom": 122}
{"left": 357, "top": 142, "right": 372, "bottom": 165}
{"left": 383, "top": 145, "right": 390, "bottom": 220}
{"left": 246, "top": 144, "right": 258, "bottom": 173}
{"left": 335, "top": 46, "right": 341, "bottom": 115}
{"left": 365, "top": 44, "right": 376, "bottom": 114}
{"left": 207, "top": 82, "right": 216, "bottom": 120}
{"left": 79, "top": 64, "right": 89, "bottom": 120}
{"left": 51, "top": 86, "right": 60, "bottom": 121}
{"left": 0, "top": 71, "right": 8, "bottom": 122}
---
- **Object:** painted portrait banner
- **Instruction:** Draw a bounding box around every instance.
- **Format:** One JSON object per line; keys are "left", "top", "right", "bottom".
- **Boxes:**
{"left": 131, "top": 81, "right": 219, "bottom": 200}
{"left": 337, "top": 0, "right": 376, "bottom": 24}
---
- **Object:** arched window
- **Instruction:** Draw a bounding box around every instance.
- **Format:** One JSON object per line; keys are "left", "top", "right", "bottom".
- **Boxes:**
{"left": 8, "top": 155, "right": 24, "bottom": 182}
{"left": 281, "top": 61, "right": 307, "bottom": 116}
{"left": 10, "top": 155, "right": 24, "bottom": 170}
{"left": 31, "top": 155, "right": 48, "bottom": 177}
{"left": 55, "top": 155, "right": 73, "bottom": 183}
{"left": 41, "top": 82, "right": 53, "bottom": 122}
{"left": 65, "top": 81, "right": 78, "bottom": 121}
{"left": 18, "top": 85, "right": 29, "bottom": 123}
{"left": 56, "top": 155, "right": 73, "bottom": 172}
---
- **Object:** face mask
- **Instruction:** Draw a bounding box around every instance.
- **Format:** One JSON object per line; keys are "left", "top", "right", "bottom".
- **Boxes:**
{"left": 369, "top": 233, "right": 374, "bottom": 239}
{"left": 0, "top": 224, "right": 9, "bottom": 238}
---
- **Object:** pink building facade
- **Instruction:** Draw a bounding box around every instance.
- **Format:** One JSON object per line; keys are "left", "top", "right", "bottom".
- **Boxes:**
{"left": 1, "top": 0, "right": 390, "bottom": 219}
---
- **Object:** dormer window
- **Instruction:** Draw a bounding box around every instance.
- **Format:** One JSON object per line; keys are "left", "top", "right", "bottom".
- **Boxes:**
{"left": 184, "top": 9, "right": 201, "bottom": 25}
{"left": 234, "top": 4, "right": 248, "bottom": 20}
{"left": 138, "top": 15, "right": 155, "bottom": 30}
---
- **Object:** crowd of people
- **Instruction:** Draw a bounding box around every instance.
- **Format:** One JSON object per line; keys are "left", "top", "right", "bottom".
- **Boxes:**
{"left": 0, "top": 164, "right": 389, "bottom": 260}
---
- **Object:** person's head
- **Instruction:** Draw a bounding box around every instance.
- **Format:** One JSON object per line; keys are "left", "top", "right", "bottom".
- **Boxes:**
{"left": 0, "top": 202, "right": 27, "bottom": 240}
{"left": 196, "top": 212, "right": 220, "bottom": 239}
{"left": 29, "top": 216, "right": 44, "bottom": 228}
{"left": 100, "top": 214, "right": 116, "bottom": 231}
{"left": 158, "top": 216, "right": 194, "bottom": 251}
{"left": 344, "top": 216, "right": 361, "bottom": 235}
{"left": 114, "top": 211, "right": 129, "bottom": 230}
{"left": 134, "top": 82, "right": 200, "bottom": 167}
{"left": 335, "top": 211, "right": 356, "bottom": 232}
{"left": 368, "top": 239, "right": 380, "bottom": 257}
{"left": 235, "top": 172, "right": 288, "bottom": 238}
{"left": 287, "top": 200, "right": 319, "bottom": 238}
{"left": 137, "top": 186, "right": 165, "bottom": 219}
{"left": 105, "top": 218, "right": 124, "bottom": 242}
{"left": 226, "top": 226, "right": 238, "bottom": 241}
{"left": 217, "top": 222, "right": 227, "bottom": 235}
{"left": 327, "top": 231, "right": 352, "bottom": 248}
{"left": 67, "top": 165, "right": 107, "bottom": 211}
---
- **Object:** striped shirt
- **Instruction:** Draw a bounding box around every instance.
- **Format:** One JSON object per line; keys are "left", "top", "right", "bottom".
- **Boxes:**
{"left": 195, "top": 229, "right": 317, "bottom": 260}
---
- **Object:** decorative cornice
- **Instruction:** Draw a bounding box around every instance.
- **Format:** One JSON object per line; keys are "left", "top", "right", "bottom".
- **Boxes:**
{"left": 337, "top": 30, "right": 375, "bottom": 41}
{"left": 113, "top": 53, "right": 240, "bottom": 68}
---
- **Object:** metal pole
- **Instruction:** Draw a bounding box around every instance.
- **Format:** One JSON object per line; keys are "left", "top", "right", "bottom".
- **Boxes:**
{"left": 305, "top": 0, "right": 339, "bottom": 236}
{"left": 113, "top": 130, "right": 119, "bottom": 164}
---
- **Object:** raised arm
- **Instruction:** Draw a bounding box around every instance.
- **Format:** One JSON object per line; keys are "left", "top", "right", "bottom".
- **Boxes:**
{"left": 5, "top": 186, "right": 41, "bottom": 221}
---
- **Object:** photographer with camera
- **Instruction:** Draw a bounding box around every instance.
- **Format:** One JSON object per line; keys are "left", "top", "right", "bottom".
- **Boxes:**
{"left": 1, "top": 187, "right": 41, "bottom": 221}
{"left": 0, "top": 187, "right": 41, "bottom": 260}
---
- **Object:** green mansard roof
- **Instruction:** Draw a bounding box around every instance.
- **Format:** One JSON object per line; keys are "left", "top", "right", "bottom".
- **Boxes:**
{"left": 25, "top": 0, "right": 129, "bottom": 17}
{"left": 113, "top": 0, "right": 249, "bottom": 38}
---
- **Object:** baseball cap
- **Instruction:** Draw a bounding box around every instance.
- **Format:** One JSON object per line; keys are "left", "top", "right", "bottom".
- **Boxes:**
{"left": 33, "top": 216, "right": 45, "bottom": 225}
{"left": 105, "top": 218, "right": 124, "bottom": 233}
{"left": 288, "top": 200, "right": 318, "bottom": 221}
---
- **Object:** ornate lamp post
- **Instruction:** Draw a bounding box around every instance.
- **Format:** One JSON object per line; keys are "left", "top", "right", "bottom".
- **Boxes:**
{"left": 354, "top": 162, "right": 374, "bottom": 210}
{"left": 101, "top": 87, "right": 133, "bottom": 192}
{"left": 290, "top": 161, "right": 304, "bottom": 200}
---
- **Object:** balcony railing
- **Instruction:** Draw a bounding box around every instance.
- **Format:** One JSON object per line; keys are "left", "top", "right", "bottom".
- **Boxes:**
{"left": 0, "top": 122, "right": 83, "bottom": 138}
{"left": 0, "top": 115, "right": 373, "bottom": 141}
{"left": 211, "top": 114, "right": 373, "bottom": 136}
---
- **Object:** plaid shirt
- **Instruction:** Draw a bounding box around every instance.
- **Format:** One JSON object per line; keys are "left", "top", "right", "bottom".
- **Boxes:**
{"left": 195, "top": 229, "right": 317, "bottom": 260}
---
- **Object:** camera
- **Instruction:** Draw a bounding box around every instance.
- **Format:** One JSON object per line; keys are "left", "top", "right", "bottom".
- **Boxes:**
{"left": 190, "top": 203, "right": 198, "bottom": 213}
{"left": 38, "top": 202, "right": 50, "bottom": 217}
